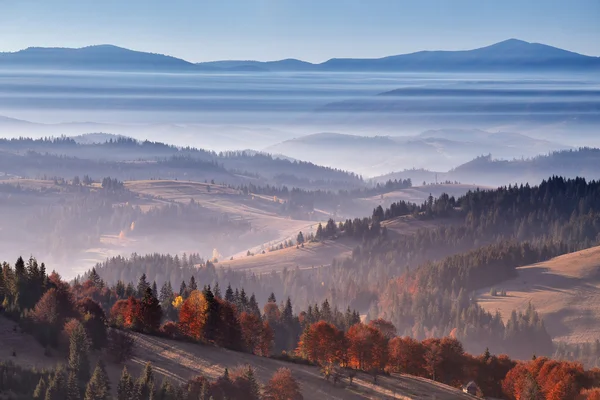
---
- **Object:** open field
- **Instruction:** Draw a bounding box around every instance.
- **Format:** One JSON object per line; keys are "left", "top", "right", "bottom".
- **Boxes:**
{"left": 125, "top": 180, "right": 321, "bottom": 248}
{"left": 0, "top": 316, "right": 474, "bottom": 400}
{"left": 218, "top": 238, "right": 357, "bottom": 273}
{"left": 358, "top": 183, "right": 489, "bottom": 209}
{"left": 478, "top": 245, "right": 600, "bottom": 343}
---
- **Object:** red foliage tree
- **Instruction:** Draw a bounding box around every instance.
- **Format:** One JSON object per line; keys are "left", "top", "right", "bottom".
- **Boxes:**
{"left": 259, "top": 321, "right": 274, "bottom": 357}
{"left": 178, "top": 290, "right": 207, "bottom": 340}
{"left": 263, "top": 368, "right": 303, "bottom": 400}
{"left": 346, "top": 323, "right": 388, "bottom": 372}
{"left": 240, "top": 312, "right": 264, "bottom": 354}
{"left": 296, "top": 321, "right": 345, "bottom": 366}
{"left": 109, "top": 299, "right": 130, "bottom": 328}
{"left": 388, "top": 336, "right": 426, "bottom": 376}
{"left": 368, "top": 318, "right": 397, "bottom": 340}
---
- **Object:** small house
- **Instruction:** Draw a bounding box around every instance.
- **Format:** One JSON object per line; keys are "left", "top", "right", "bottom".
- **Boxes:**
{"left": 462, "top": 381, "right": 480, "bottom": 396}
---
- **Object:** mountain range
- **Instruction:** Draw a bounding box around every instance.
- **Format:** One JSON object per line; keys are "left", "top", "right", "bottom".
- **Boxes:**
{"left": 1, "top": 39, "right": 598, "bottom": 72}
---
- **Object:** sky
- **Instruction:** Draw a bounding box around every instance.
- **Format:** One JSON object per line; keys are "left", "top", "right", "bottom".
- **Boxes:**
{"left": 0, "top": 0, "right": 598, "bottom": 63}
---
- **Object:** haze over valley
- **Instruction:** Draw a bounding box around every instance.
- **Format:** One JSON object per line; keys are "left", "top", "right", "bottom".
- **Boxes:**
{"left": 2, "top": 2, "right": 600, "bottom": 397}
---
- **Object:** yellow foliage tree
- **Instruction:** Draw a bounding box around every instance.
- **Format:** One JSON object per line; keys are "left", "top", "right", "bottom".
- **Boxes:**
{"left": 172, "top": 296, "right": 184, "bottom": 309}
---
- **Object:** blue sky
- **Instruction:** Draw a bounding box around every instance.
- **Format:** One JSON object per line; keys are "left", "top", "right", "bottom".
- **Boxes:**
{"left": 0, "top": 0, "right": 598, "bottom": 62}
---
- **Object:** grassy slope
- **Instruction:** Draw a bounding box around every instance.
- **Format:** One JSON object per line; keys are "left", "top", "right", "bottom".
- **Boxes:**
{"left": 0, "top": 316, "right": 473, "bottom": 399}
{"left": 478, "top": 245, "right": 600, "bottom": 343}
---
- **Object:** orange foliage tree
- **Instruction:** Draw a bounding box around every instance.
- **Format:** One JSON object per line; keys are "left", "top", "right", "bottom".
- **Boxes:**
{"left": 346, "top": 323, "right": 388, "bottom": 372}
{"left": 296, "top": 321, "right": 345, "bottom": 366}
{"left": 263, "top": 368, "right": 303, "bottom": 400}
{"left": 369, "top": 318, "right": 397, "bottom": 340}
{"left": 502, "top": 358, "right": 589, "bottom": 400}
{"left": 240, "top": 312, "right": 264, "bottom": 354}
{"left": 388, "top": 336, "right": 426, "bottom": 376}
{"left": 178, "top": 290, "right": 208, "bottom": 340}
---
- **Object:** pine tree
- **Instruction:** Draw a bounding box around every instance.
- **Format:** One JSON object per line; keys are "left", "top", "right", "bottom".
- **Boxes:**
{"left": 244, "top": 366, "right": 260, "bottom": 400}
{"left": 67, "top": 371, "right": 81, "bottom": 400}
{"left": 188, "top": 276, "right": 198, "bottom": 291}
{"left": 45, "top": 366, "right": 68, "bottom": 400}
{"left": 137, "top": 273, "right": 150, "bottom": 298}
{"left": 69, "top": 322, "right": 91, "bottom": 384}
{"left": 282, "top": 297, "right": 293, "bottom": 326}
{"left": 248, "top": 294, "right": 261, "bottom": 318}
{"left": 214, "top": 282, "right": 221, "bottom": 299}
{"left": 140, "top": 287, "right": 162, "bottom": 333}
{"left": 296, "top": 231, "right": 304, "bottom": 244}
{"left": 156, "top": 378, "right": 174, "bottom": 400}
{"left": 202, "top": 286, "right": 220, "bottom": 342}
{"left": 136, "top": 362, "right": 155, "bottom": 400}
{"left": 117, "top": 366, "right": 134, "bottom": 400}
{"left": 152, "top": 281, "right": 158, "bottom": 299}
{"left": 315, "top": 223, "right": 323, "bottom": 241}
{"left": 179, "top": 281, "right": 187, "bottom": 297}
{"left": 225, "top": 284, "right": 234, "bottom": 303}
{"left": 84, "top": 360, "right": 110, "bottom": 400}
{"left": 268, "top": 292, "right": 276, "bottom": 303}
{"left": 239, "top": 288, "right": 248, "bottom": 313}
{"left": 33, "top": 377, "right": 47, "bottom": 400}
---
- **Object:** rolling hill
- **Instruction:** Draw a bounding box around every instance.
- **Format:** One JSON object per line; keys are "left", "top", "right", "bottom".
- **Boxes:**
{"left": 478, "top": 245, "right": 600, "bottom": 343}
{"left": 265, "top": 130, "right": 568, "bottom": 176}
{"left": 374, "top": 148, "right": 600, "bottom": 187}
{"left": 0, "top": 315, "right": 474, "bottom": 399}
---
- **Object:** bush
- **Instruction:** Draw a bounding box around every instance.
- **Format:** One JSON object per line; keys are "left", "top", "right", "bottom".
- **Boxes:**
{"left": 160, "top": 321, "right": 179, "bottom": 338}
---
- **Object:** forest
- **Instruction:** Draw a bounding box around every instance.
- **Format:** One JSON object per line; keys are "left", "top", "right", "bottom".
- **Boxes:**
{"left": 3, "top": 255, "right": 600, "bottom": 399}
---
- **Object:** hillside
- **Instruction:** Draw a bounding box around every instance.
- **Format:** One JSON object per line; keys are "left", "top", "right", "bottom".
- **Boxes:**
{"left": 0, "top": 315, "right": 473, "bottom": 400}
{"left": 374, "top": 148, "right": 600, "bottom": 187}
{"left": 266, "top": 130, "right": 568, "bottom": 176}
{"left": 478, "top": 245, "right": 600, "bottom": 343}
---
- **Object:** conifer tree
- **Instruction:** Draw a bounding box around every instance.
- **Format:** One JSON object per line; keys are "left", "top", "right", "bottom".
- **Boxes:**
{"left": 140, "top": 287, "right": 162, "bottom": 333}
{"left": 188, "top": 276, "right": 198, "bottom": 291}
{"left": 33, "top": 377, "right": 47, "bottom": 400}
{"left": 117, "top": 366, "right": 134, "bottom": 400}
{"left": 136, "top": 362, "right": 155, "bottom": 400}
{"left": 202, "top": 286, "right": 220, "bottom": 342}
{"left": 68, "top": 321, "right": 91, "bottom": 384}
{"left": 67, "top": 371, "right": 81, "bottom": 400}
{"left": 248, "top": 294, "right": 261, "bottom": 318}
{"left": 84, "top": 360, "right": 110, "bottom": 400}
{"left": 225, "top": 284, "right": 234, "bottom": 303}
{"left": 244, "top": 366, "right": 261, "bottom": 400}
{"left": 152, "top": 281, "right": 158, "bottom": 299}
{"left": 214, "top": 282, "right": 221, "bottom": 299}
{"left": 179, "top": 281, "right": 187, "bottom": 297}
{"left": 137, "top": 273, "right": 150, "bottom": 298}
{"left": 45, "top": 366, "right": 68, "bottom": 400}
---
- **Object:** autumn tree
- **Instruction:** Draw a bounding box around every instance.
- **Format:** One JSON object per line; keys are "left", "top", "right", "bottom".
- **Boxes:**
{"left": 346, "top": 323, "right": 388, "bottom": 372}
{"left": 263, "top": 368, "right": 303, "bottom": 400}
{"left": 297, "top": 321, "right": 345, "bottom": 366}
{"left": 368, "top": 319, "right": 397, "bottom": 340}
{"left": 178, "top": 290, "right": 207, "bottom": 340}
{"left": 388, "top": 336, "right": 426, "bottom": 376}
